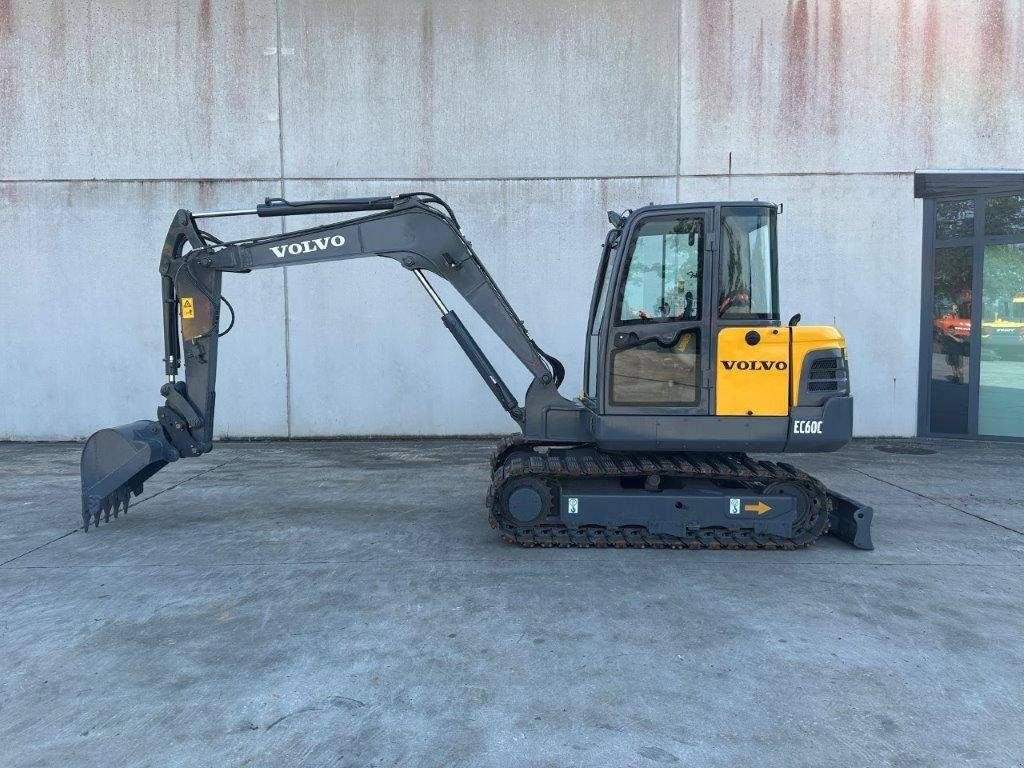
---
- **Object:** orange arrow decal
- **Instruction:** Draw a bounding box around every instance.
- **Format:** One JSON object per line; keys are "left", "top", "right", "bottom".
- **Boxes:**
{"left": 744, "top": 501, "right": 772, "bottom": 515}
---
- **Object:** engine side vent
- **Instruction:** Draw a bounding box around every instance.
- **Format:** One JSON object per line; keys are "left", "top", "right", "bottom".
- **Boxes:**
{"left": 808, "top": 358, "right": 841, "bottom": 391}
{"left": 799, "top": 351, "right": 849, "bottom": 406}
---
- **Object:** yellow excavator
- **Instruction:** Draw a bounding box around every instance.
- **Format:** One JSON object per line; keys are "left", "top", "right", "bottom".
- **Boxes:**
{"left": 80, "top": 193, "right": 873, "bottom": 549}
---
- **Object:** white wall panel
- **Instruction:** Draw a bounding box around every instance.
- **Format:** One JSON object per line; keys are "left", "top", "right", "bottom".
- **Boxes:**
{"left": 0, "top": 181, "right": 288, "bottom": 439}
{"left": 680, "top": 0, "right": 1024, "bottom": 174}
{"left": 0, "top": 1, "right": 280, "bottom": 179}
{"left": 278, "top": 0, "right": 679, "bottom": 179}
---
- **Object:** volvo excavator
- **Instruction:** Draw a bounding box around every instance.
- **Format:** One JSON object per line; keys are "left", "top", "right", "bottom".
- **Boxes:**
{"left": 79, "top": 193, "right": 873, "bottom": 550}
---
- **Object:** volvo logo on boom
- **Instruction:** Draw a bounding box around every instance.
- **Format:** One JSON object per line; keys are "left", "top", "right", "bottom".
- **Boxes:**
{"left": 720, "top": 360, "right": 788, "bottom": 371}
{"left": 270, "top": 235, "right": 346, "bottom": 259}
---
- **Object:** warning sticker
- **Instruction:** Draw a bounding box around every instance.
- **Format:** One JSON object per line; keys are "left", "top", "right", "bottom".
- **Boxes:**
{"left": 567, "top": 497, "right": 579, "bottom": 515}
{"left": 181, "top": 297, "right": 195, "bottom": 319}
{"left": 729, "top": 498, "right": 741, "bottom": 515}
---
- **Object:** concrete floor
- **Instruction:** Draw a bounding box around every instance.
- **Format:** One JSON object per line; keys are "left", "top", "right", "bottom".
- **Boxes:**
{"left": 1, "top": 438, "right": 1023, "bottom": 767}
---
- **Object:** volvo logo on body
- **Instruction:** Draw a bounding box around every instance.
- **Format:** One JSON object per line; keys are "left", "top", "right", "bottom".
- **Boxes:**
{"left": 270, "top": 235, "right": 346, "bottom": 259}
{"left": 720, "top": 360, "right": 788, "bottom": 371}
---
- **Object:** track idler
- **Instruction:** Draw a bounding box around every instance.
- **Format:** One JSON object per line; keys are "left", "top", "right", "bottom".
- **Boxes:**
{"left": 79, "top": 420, "right": 180, "bottom": 531}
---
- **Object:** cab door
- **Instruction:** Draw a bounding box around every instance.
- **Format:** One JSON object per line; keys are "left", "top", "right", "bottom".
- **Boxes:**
{"left": 601, "top": 209, "right": 712, "bottom": 415}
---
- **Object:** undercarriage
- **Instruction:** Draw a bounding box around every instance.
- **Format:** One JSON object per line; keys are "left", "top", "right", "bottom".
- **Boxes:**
{"left": 488, "top": 437, "right": 873, "bottom": 549}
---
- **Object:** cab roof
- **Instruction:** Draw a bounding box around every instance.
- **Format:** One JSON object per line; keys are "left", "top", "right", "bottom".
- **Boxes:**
{"left": 618, "top": 200, "right": 779, "bottom": 228}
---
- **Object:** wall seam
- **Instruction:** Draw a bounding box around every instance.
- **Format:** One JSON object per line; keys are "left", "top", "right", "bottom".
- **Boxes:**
{"left": 273, "top": 0, "right": 293, "bottom": 438}
{"left": 676, "top": 0, "right": 683, "bottom": 202}
{"left": 0, "top": 171, "right": 922, "bottom": 184}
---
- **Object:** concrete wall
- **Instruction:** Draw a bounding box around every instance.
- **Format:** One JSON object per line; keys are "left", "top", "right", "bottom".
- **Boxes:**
{"left": 2, "top": 0, "right": 1022, "bottom": 439}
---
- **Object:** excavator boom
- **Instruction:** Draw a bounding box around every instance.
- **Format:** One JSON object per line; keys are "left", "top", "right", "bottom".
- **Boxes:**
{"left": 80, "top": 194, "right": 582, "bottom": 529}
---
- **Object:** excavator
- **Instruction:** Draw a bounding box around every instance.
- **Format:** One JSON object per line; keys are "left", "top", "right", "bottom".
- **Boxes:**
{"left": 79, "top": 193, "right": 873, "bottom": 550}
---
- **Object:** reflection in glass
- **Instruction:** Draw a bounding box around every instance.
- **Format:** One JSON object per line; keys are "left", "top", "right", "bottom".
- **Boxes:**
{"left": 978, "top": 243, "right": 1024, "bottom": 437}
{"left": 929, "top": 247, "right": 973, "bottom": 434}
{"left": 611, "top": 331, "right": 700, "bottom": 406}
{"left": 619, "top": 217, "right": 702, "bottom": 323}
{"left": 935, "top": 199, "right": 974, "bottom": 240}
{"left": 719, "top": 207, "right": 776, "bottom": 319}
{"left": 985, "top": 194, "right": 1024, "bottom": 238}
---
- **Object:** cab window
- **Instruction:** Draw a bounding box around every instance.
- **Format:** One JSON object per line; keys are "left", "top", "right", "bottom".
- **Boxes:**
{"left": 719, "top": 206, "right": 778, "bottom": 320}
{"left": 618, "top": 216, "right": 703, "bottom": 324}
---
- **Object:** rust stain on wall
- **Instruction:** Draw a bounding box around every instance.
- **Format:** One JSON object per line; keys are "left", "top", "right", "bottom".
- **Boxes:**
{"left": 0, "top": 0, "right": 15, "bottom": 109}
{"left": 195, "top": 0, "right": 215, "bottom": 146}
{"left": 194, "top": 179, "right": 218, "bottom": 209}
{"left": 976, "top": 0, "right": 1008, "bottom": 140}
{"left": 919, "top": 0, "right": 940, "bottom": 161}
{"left": 894, "top": 0, "right": 910, "bottom": 106}
{"left": 0, "top": 0, "right": 11, "bottom": 38}
{"left": 748, "top": 18, "right": 766, "bottom": 144}
{"left": 695, "top": 0, "right": 734, "bottom": 123}
{"left": 889, "top": 0, "right": 913, "bottom": 152}
{"left": 226, "top": 0, "right": 251, "bottom": 112}
{"left": 811, "top": 0, "right": 820, "bottom": 84}
{"left": 419, "top": 0, "right": 436, "bottom": 161}
{"left": 727, "top": 0, "right": 736, "bottom": 83}
{"left": 1017, "top": 0, "right": 1024, "bottom": 95}
{"left": 0, "top": 182, "right": 18, "bottom": 208}
{"left": 781, "top": 0, "right": 810, "bottom": 133}
{"left": 198, "top": 0, "right": 213, "bottom": 40}
{"left": 48, "top": 0, "right": 67, "bottom": 51}
{"left": 824, "top": 0, "right": 843, "bottom": 137}
{"left": 44, "top": 0, "right": 68, "bottom": 168}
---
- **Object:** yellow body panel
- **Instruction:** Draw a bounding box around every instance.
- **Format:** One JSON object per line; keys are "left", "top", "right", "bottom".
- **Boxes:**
{"left": 790, "top": 326, "right": 845, "bottom": 404}
{"left": 715, "top": 325, "right": 847, "bottom": 415}
{"left": 715, "top": 327, "right": 790, "bottom": 416}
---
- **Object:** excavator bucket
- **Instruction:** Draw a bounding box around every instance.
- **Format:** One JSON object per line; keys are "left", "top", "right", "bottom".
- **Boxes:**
{"left": 79, "top": 420, "right": 179, "bottom": 531}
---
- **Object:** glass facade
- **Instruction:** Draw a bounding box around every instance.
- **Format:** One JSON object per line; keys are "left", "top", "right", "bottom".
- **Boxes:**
{"left": 985, "top": 194, "right": 1024, "bottom": 238}
{"left": 936, "top": 199, "right": 974, "bottom": 240}
{"left": 922, "top": 181, "right": 1024, "bottom": 439}
{"left": 928, "top": 246, "right": 972, "bottom": 434}
{"left": 978, "top": 243, "right": 1024, "bottom": 437}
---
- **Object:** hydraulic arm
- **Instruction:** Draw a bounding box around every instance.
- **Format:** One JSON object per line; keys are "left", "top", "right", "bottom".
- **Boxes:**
{"left": 80, "top": 194, "right": 583, "bottom": 529}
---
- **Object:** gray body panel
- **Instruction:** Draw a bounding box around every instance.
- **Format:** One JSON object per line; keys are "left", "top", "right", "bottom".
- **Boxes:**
{"left": 591, "top": 414, "right": 789, "bottom": 453}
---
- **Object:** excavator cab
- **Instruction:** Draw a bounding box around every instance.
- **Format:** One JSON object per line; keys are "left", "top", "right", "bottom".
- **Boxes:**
{"left": 79, "top": 193, "right": 871, "bottom": 549}
{"left": 580, "top": 202, "right": 853, "bottom": 455}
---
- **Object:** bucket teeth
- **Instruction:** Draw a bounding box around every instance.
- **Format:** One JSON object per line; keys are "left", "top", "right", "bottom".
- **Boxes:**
{"left": 83, "top": 484, "right": 140, "bottom": 532}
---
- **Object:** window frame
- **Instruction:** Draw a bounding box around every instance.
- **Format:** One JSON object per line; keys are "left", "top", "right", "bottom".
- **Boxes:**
{"left": 612, "top": 215, "right": 705, "bottom": 328}
{"left": 716, "top": 205, "right": 781, "bottom": 323}
{"left": 608, "top": 330, "right": 703, "bottom": 407}
{"left": 602, "top": 206, "right": 714, "bottom": 417}
{"left": 916, "top": 172, "right": 1024, "bottom": 441}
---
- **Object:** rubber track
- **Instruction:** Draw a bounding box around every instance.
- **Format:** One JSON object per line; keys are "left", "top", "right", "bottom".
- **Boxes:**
{"left": 487, "top": 436, "right": 832, "bottom": 550}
